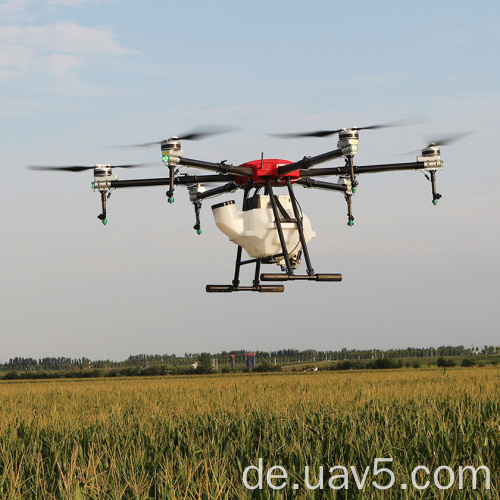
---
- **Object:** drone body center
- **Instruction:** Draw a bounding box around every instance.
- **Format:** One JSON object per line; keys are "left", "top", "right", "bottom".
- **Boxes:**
{"left": 235, "top": 159, "right": 301, "bottom": 187}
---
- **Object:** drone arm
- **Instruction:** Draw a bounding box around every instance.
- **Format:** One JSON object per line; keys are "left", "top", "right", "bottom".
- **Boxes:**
{"left": 108, "top": 174, "right": 236, "bottom": 189}
{"left": 298, "top": 160, "right": 444, "bottom": 225}
{"left": 300, "top": 160, "right": 443, "bottom": 177}
{"left": 299, "top": 167, "right": 346, "bottom": 177}
{"left": 180, "top": 157, "right": 253, "bottom": 177}
{"left": 295, "top": 178, "right": 348, "bottom": 192}
{"left": 278, "top": 146, "right": 352, "bottom": 175}
{"left": 190, "top": 182, "right": 239, "bottom": 202}
{"left": 356, "top": 161, "right": 444, "bottom": 205}
{"left": 354, "top": 161, "right": 427, "bottom": 174}
{"left": 299, "top": 163, "right": 428, "bottom": 177}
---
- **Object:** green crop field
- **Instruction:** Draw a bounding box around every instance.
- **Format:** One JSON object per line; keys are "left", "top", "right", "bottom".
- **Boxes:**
{"left": 0, "top": 367, "right": 498, "bottom": 498}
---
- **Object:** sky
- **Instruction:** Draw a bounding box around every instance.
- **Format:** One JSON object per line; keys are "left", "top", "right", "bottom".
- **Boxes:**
{"left": 0, "top": 0, "right": 499, "bottom": 361}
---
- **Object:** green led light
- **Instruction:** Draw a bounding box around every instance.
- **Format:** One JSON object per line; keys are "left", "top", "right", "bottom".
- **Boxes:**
{"left": 352, "top": 187, "right": 357, "bottom": 193}
{"left": 351, "top": 144, "right": 358, "bottom": 152}
{"left": 197, "top": 229, "right": 202, "bottom": 235}
{"left": 162, "top": 154, "right": 170, "bottom": 164}
{"left": 433, "top": 199, "right": 438, "bottom": 205}
{"left": 348, "top": 220, "right": 354, "bottom": 226}
{"left": 168, "top": 196, "right": 174, "bottom": 204}
{"left": 102, "top": 219, "right": 108, "bottom": 225}
{"left": 91, "top": 182, "right": 95, "bottom": 189}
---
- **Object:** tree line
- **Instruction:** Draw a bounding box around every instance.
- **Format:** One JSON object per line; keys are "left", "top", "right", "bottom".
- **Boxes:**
{"left": 1, "top": 344, "right": 498, "bottom": 372}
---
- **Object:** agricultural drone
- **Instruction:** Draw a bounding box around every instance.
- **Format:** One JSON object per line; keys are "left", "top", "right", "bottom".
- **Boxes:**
{"left": 28, "top": 122, "right": 464, "bottom": 293}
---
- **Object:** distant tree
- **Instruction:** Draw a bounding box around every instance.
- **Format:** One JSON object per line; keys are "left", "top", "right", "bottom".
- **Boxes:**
{"left": 253, "top": 361, "right": 281, "bottom": 373}
{"left": 196, "top": 353, "right": 213, "bottom": 374}
{"left": 437, "top": 357, "right": 456, "bottom": 368}
{"left": 339, "top": 360, "right": 354, "bottom": 370}
{"left": 462, "top": 358, "right": 477, "bottom": 367}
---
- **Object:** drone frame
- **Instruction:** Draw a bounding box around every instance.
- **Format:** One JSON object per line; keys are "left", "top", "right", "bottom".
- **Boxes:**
{"left": 29, "top": 125, "right": 448, "bottom": 293}
{"left": 93, "top": 133, "right": 443, "bottom": 292}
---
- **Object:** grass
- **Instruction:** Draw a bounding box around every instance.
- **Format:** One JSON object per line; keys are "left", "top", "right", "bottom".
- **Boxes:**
{"left": 0, "top": 368, "right": 498, "bottom": 498}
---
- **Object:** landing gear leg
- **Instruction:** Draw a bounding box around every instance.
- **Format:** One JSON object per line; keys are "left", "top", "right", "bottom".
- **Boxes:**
{"left": 193, "top": 201, "right": 202, "bottom": 234}
{"left": 206, "top": 186, "right": 284, "bottom": 293}
{"left": 265, "top": 177, "right": 293, "bottom": 275}
{"left": 231, "top": 245, "right": 243, "bottom": 289}
{"left": 285, "top": 177, "right": 314, "bottom": 276}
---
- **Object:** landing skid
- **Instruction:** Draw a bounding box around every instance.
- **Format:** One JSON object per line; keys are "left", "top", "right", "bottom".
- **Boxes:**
{"left": 206, "top": 284, "right": 284, "bottom": 293}
{"left": 260, "top": 274, "right": 342, "bottom": 282}
{"left": 206, "top": 178, "right": 342, "bottom": 293}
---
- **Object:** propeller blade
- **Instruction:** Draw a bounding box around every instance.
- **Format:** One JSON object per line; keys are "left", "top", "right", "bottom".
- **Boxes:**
{"left": 26, "top": 163, "right": 155, "bottom": 172}
{"left": 269, "top": 117, "right": 427, "bottom": 139}
{"left": 424, "top": 132, "right": 473, "bottom": 147}
{"left": 27, "top": 165, "right": 95, "bottom": 172}
{"left": 112, "top": 163, "right": 156, "bottom": 168}
{"left": 355, "top": 117, "right": 428, "bottom": 132}
{"left": 124, "top": 124, "right": 240, "bottom": 147}
{"left": 397, "top": 132, "right": 473, "bottom": 155}
{"left": 269, "top": 130, "right": 342, "bottom": 139}
{"left": 177, "top": 124, "right": 239, "bottom": 141}
{"left": 130, "top": 141, "right": 164, "bottom": 148}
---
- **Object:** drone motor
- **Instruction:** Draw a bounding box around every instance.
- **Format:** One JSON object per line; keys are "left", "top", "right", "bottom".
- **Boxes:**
{"left": 161, "top": 137, "right": 184, "bottom": 165}
{"left": 160, "top": 138, "right": 185, "bottom": 203}
{"left": 92, "top": 165, "right": 118, "bottom": 188}
{"left": 91, "top": 165, "right": 118, "bottom": 225}
{"left": 337, "top": 129, "right": 359, "bottom": 154}
{"left": 415, "top": 146, "right": 443, "bottom": 205}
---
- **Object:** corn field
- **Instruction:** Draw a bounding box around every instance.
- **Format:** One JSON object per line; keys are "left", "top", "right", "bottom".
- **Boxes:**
{"left": 0, "top": 367, "right": 498, "bottom": 498}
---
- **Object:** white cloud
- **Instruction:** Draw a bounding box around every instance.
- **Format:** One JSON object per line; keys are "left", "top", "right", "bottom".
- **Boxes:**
{"left": 0, "top": 21, "right": 136, "bottom": 80}
{"left": 0, "top": 0, "right": 119, "bottom": 23}
{"left": 39, "top": 53, "right": 83, "bottom": 79}
{"left": 0, "top": 0, "right": 31, "bottom": 22}
{"left": 47, "top": 0, "right": 120, "bottom": 5}
{"left": 0, "top": 22, "right": 134, "bottom": 55}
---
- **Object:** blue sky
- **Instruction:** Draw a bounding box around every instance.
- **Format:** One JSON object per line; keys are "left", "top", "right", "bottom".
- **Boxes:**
{"left": 0, "top": 0, "right": 499, "bottom": 361}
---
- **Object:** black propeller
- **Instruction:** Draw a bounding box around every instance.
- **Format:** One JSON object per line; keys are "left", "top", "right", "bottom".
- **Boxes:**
{"left": 422, "top": 132, "right": 473, "bottom": 148}
{"left": 26, "top": 163, "right": 155, "bottom": 172}
{"left": 398, "top": 132, "right": 473, "bottom": 155}
{"left": 128, "top": 125, "right": 240, "bottom": 147}
{"left": 269, "top": 117, "right": 426, "bottom": 139}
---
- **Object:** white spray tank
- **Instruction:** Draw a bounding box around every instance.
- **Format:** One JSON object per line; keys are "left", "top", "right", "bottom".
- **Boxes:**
{"left": 212, "top": 195, "right": 315, "bottom": 268}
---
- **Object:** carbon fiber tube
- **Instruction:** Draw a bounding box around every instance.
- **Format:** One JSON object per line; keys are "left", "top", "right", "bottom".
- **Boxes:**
{"left": 278, "top": 148, "right": 345, "bottom": 175}
{"left": 110, "top": 174, "right": 236, "bottom": 189}
{"left": 260, "top": 274, "right": 342, "bottom": 281}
